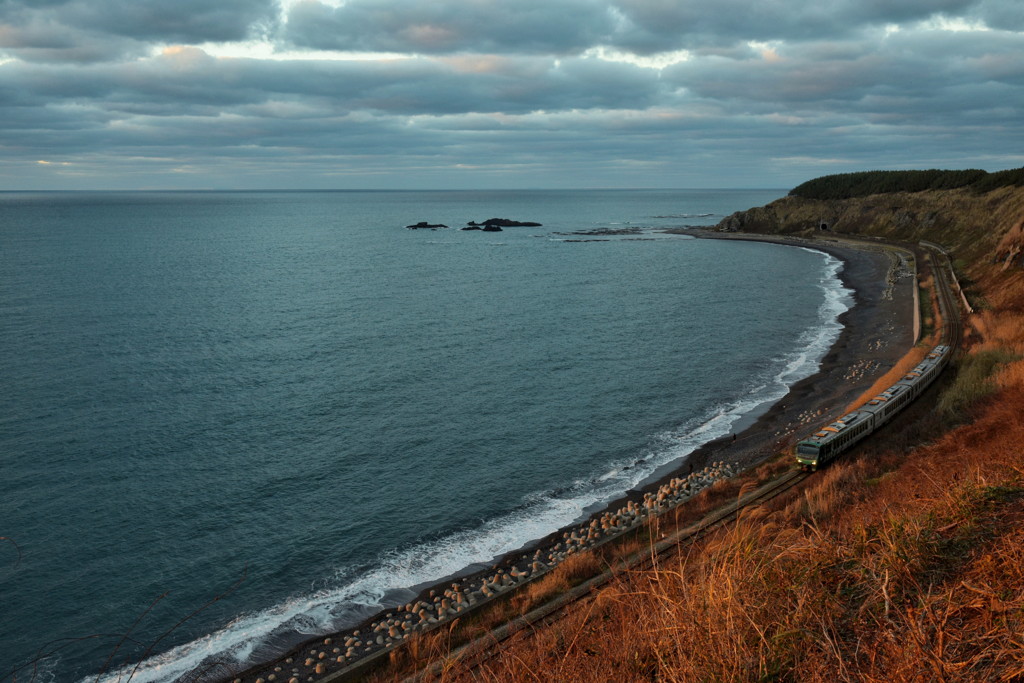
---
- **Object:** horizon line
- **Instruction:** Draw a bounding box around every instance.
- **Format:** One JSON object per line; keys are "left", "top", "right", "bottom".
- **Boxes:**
{"left": 0, "top": 187, "right": 790, "bottom": 193}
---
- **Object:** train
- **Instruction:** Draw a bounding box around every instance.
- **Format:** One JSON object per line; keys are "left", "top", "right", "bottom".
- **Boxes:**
{"left": 795, "top": 344, "right": 951, "bottom": 470}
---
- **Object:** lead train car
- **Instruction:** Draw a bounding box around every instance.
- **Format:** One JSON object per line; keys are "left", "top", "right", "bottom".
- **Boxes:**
{"left": 795, "top": 345, "right": 950, "bottom": 470}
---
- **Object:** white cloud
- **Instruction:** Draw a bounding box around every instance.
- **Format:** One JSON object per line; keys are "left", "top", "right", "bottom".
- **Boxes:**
{"left": 918, "top": 15, "right": 992, "bottom": 31}
{"left": 192, "top": 39, "right": 410, "bottom": 62}
{"left": 581, "top": 46, "right": 691, "bottom": 69}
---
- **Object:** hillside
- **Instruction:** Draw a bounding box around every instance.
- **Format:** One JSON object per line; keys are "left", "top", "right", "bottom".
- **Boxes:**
{"left": 414, "top": 178, "right": 1024, "bottom": 681}
{"left": 718, "top": 185, "right": 1024, "bottom": 269}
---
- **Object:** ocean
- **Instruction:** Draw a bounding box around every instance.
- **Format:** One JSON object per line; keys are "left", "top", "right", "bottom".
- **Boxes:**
{"left": 0, "top": 189, "right": 851, "bottom": 681}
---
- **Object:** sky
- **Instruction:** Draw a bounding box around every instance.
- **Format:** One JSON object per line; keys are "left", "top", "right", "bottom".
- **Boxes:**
{"left": 1, "top": 0, "right": 1022, "bottom": 190}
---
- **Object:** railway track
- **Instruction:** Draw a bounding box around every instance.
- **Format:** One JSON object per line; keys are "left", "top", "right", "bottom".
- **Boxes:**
{"left": 406, "top": 240, "right": 966, "bottom": 683}
{"left": 928, "top": 246, "right": 963, "bottom": 352}
{"left": 256, "top": 237, "right": 964, "bottom": 683}
{"left": 408, "top": 469, "right": 810, "bottom": 682}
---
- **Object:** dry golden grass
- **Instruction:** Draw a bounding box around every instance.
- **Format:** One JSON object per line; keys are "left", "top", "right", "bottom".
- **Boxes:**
{"left": 937, "top": 349, "right": 1017, "bottom": 420}
{"left": 845, "top": 345, "right": 929, "bottom": 413}
{"left": 421, "top": 220, "right": 1024, "bottom": 683}
{"left": 455, "top": 427, "right": 1024, "bottom": 681}
{"left": 758, "top": 186, "right": 1024, "bottom": 266}
{"left": 507, "top": 553, "right": 604, "bottom": 616}
{"left": 366, "top": 459, "right": 804, "bottom": 682}
{"left": 973, "top": 311, "right": 1024, "bottom": 356}
{"left": 370, "top": 197, "right": 1024, "bottom": 683}
{"left": 843, "top": 256, "right": 947, "bottom": 414}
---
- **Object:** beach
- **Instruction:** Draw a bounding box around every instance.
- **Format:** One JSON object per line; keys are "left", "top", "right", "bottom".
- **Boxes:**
{"left": 656, "top": 231, "right": 917, "bottom": 475}
{"left": 232, "top": 230, "right": 918, "bottom": 682}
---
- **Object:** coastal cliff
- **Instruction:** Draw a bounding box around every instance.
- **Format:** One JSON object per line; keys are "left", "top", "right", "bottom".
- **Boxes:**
{"left": 717, "top": 183, "right": 1024, "bottom": 269}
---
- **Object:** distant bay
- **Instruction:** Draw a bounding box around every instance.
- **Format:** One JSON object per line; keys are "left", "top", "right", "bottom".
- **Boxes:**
{"left": 0, "top": 189, "right": 852, "bottom": 681}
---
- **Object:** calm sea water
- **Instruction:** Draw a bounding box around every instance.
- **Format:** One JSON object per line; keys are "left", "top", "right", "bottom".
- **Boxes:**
{"left": 0, "top": 190, "right": 850, "bottom": 682}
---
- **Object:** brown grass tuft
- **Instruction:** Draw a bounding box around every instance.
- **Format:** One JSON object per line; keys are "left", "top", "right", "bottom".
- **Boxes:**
{"left": 429, "top": 244, "right": 1024, "bottom": 683}
{"left": 845, "top": 346, "right": 930, "bottom": 413}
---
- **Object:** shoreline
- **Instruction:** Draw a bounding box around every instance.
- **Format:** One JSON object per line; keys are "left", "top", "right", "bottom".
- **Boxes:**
{"left": 506, "top": 229, "right": 914, "bottom": 569}
{"left": 649, "top": 229, "right": 916, "bottom": 474}
{"left": 230, "top": 230, "right": 916, "bottom": 682}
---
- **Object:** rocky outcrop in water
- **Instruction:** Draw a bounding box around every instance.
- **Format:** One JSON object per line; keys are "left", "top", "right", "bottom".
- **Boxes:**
{"left": 554, "top": 227, "right": 644, "bottom": 237}
{"left": 406, "top": 222, "right": 448, "bottom": 229}
{"left": 467, "top": 218, "right": 542, "bottom": 228}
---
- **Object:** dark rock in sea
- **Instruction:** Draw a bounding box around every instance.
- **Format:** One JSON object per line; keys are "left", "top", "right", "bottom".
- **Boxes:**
{"left": 461, "top": 226, "right": 482, "bottom": 231}
{"left": 481, "top": 225, "right": 503, "bottom": 232}
{"left": 406, "top": 222, "right": 449, "bottom": 229}
{"left": 553, "top": 227, "right": 644, "bottom": 237}
{"left": 467, "top": 218, "right": 542, "bottom": 228}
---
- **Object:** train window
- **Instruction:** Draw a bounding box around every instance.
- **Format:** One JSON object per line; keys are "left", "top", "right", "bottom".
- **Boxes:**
{"left": 798, "top": 444, "right": 819, "bottom": 456}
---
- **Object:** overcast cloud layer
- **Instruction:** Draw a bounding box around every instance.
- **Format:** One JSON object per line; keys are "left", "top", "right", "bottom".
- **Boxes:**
{"left": 2, "top": 0, "right": 1022, "bottom": 189}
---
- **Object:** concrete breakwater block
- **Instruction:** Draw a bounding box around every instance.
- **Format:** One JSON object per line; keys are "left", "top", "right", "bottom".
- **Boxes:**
{"left": 243, "top": 461, "right": 737, "bottom": 682}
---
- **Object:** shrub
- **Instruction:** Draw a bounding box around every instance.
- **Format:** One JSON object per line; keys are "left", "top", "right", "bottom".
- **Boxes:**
{"left": 936, "top": 349, "right": 1017, "bottom": 420}
{"left": 788, "top": 168, "right": 1024, "bottom": 200}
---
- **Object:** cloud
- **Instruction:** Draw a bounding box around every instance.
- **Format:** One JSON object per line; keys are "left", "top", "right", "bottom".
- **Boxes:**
{"left": 283, "top": 0, "right": 618, "bottom": 55}
{"left": 281, "top": 0, "right": 1010, "bottom": 56}
{"left": 607, "top": 0, "right": 991, "bottom": 52}
{"left": 0, "top": 47, "right": 665, "bottom": 120}
{"left": 662, "top": 23, "right": 1024, "bottom": 110}
{"left": 0, "top": 0, "right": 279, "bottom": 62}
{"left": 972, "top": 0, "right": 1024, "bottom": 30}
{"left": 0, "top": 10, "right": 145, "bottom": 63}
{"left": 69, "top": 0, "right": 280, "bottom": 42}
{"left": 1, "top": 0, "right": 1023, "bottom": 188}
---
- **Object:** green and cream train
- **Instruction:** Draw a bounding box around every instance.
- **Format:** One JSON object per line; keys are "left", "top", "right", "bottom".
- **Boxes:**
{"left": 795, "top": 344, "right": 950, "bottom": 470}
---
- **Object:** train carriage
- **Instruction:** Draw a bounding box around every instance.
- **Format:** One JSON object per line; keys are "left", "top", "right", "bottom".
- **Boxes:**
{"left": 795, "top": 344, "right": 949, "bottom": 470}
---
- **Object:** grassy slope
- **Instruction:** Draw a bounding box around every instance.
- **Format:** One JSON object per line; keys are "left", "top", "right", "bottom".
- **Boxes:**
{"left": 437, "top": 187, "right": 1024, "bottom": 682}
{"left": 719, "top": 186, "right": 1024, "bottom": 266}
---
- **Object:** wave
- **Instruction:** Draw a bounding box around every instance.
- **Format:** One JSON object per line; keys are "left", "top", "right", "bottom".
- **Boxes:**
{"left": 90, "top": 250, "right": 852, "bottom": 683}
{"left": 786, "top": 249, "right": 853, "bottom": 385}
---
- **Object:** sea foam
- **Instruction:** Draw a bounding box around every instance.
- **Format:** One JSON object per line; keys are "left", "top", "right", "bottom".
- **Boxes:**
{"left": 91, "top": 248, "right": 852, "bottom": 683}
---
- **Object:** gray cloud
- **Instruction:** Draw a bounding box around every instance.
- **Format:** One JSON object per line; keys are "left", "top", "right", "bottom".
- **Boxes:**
{"left": 0, "top": 0, "right": 278, "bottom": 62}
{"left": 73, "top": 0, "right": 279, "bottom": 42}
{"left": 1, "top": 0, "right": 1023, "bottom": 189}
{"left": 606, "top": 0, "right": 971, "bottom": 52}
{"left": 662, "top": 27, "right": 1024, "bottom": 113}
{"left": 283, "top": 0, "right": 617, "bottom": 55}
{"left": 282, "top": 0, "right": 1002, "bottom": 56}
{"left": 972, "top": 0, "right": 1024, "bottom": 30}
{"left": 0, "top": 8, "right": 145, "bottom": 63}
{"left": 1, "top": 48, "right": 664, "bottom": 118}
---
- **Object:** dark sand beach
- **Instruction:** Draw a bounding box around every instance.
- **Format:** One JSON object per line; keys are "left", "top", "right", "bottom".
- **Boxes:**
{"left": 234, "top": 231, "right": 918, "bottom": 682}
{"left": 655, "top": 230, "right": 917, "bottom": 476}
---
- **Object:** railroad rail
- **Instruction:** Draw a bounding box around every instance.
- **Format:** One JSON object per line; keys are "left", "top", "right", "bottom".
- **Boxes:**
{"left": 929, "top": 246, "right": 964, "bottom": 351}
{"left": 408, "top": 469, "right": 810, "bottom": 682}
{"left": 409, "top": 238, "right": 965, "bottom": 682}
{"left": 233, "top": 235, "right": 965, "bottom": 683}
